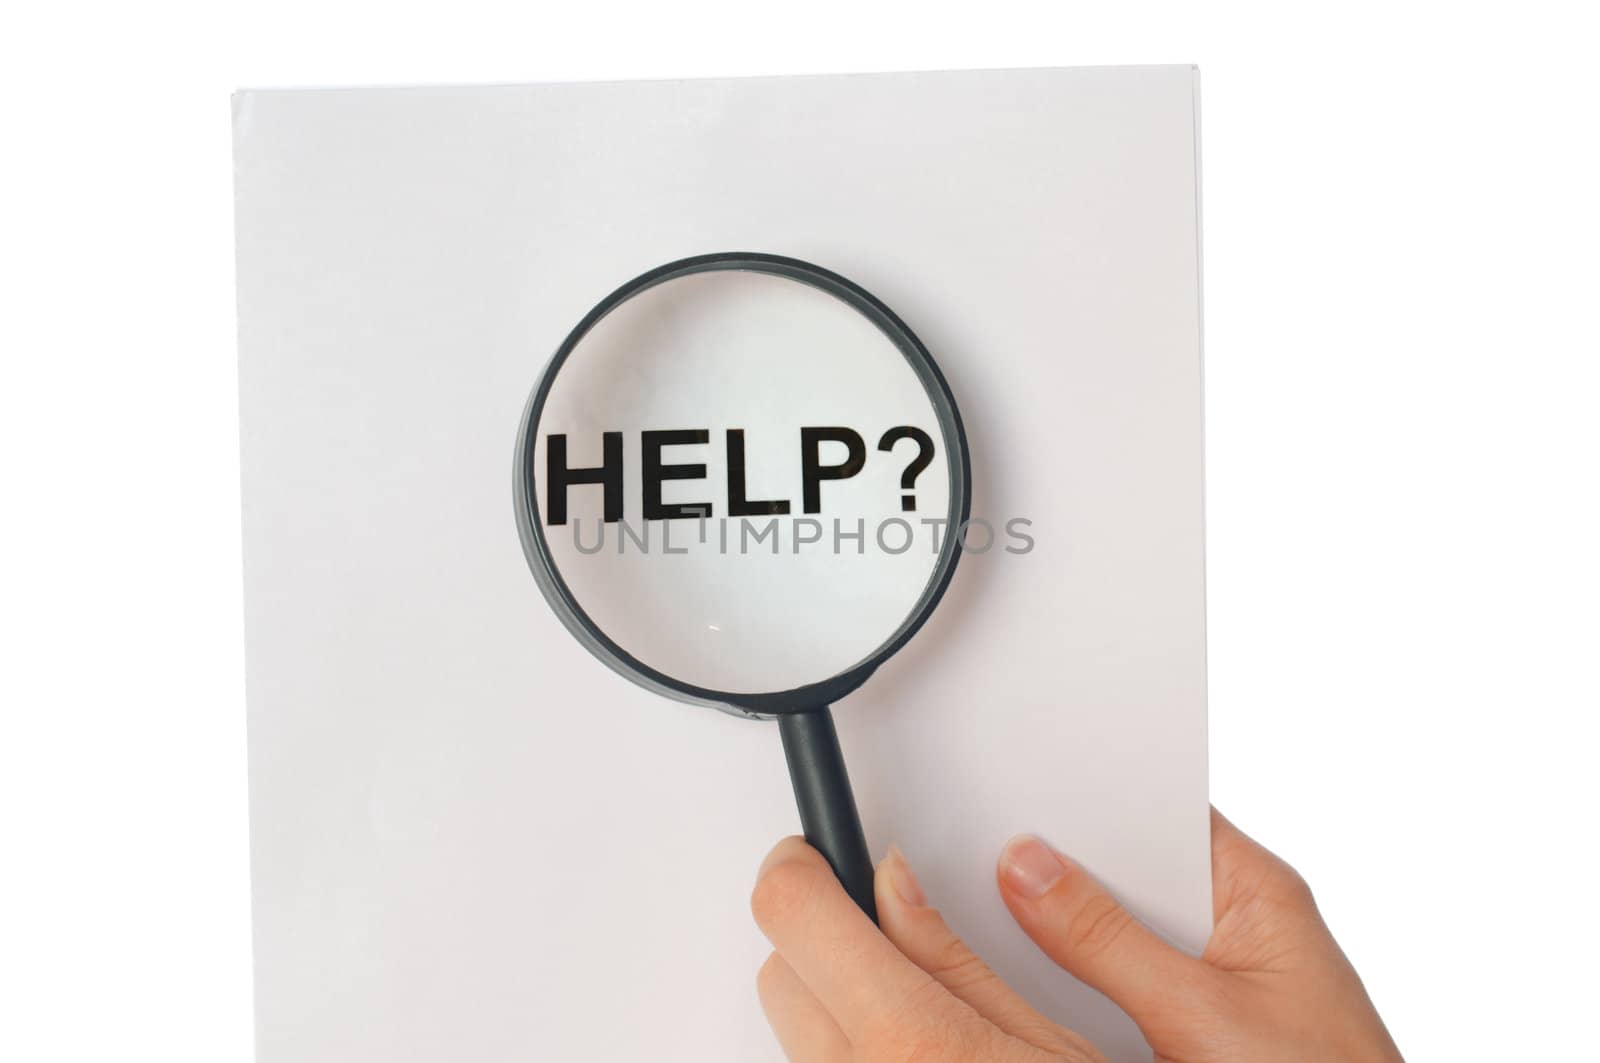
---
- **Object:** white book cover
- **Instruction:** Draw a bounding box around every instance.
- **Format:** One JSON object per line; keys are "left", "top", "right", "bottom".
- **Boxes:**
{"left": 234, "top": 65, "right": 1209, "bottom": 1062}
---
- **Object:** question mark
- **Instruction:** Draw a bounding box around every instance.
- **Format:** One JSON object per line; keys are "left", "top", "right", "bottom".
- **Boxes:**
{"left": 877, "top": 427, "right": 935, "bottom": 512}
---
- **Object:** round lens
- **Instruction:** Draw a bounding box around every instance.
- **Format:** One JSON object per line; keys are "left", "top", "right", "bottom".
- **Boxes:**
{"left": 519, "top": 256, "right": 964, "bottom": 701}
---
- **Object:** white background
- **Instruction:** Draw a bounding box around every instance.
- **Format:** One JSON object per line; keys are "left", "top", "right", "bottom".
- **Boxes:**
{"left": 2, "top": 2, "right": 1596, "bottom": 1060}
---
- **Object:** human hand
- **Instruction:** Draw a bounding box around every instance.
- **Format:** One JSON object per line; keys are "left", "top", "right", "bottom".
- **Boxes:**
{"left": 752, "top": 809, "right": 1402, "bottom": 1061}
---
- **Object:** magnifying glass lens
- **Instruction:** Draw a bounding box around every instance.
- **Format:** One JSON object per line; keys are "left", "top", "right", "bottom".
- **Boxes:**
{"left": 532, "top": 268, "right": 953, "bottom": 696}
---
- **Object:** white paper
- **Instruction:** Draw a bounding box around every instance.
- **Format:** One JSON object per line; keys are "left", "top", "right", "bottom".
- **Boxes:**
{"left": 235, "top": 65, "right": 1209, "bottom": 1062}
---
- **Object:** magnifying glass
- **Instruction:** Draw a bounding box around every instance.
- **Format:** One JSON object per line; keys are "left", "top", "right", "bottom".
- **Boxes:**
{"left": 513, "top": 252, "right": 971, "bottom": 921}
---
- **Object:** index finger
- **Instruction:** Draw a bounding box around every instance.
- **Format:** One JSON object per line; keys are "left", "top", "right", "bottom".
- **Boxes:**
{"left": 751, "top": 836, "right": 943, "bottom": 1041}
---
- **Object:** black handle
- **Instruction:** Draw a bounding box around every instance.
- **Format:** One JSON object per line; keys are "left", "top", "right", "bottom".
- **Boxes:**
{"left": 778, "top": 708, "right": 877, "bottom": 923}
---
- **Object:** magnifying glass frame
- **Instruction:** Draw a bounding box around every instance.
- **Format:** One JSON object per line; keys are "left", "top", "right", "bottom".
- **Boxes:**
{"left": 513, "top": 252, "right": 972, "bottom": 920}
{"left": 514, "top": 251, "right": 972, "bottom": 718}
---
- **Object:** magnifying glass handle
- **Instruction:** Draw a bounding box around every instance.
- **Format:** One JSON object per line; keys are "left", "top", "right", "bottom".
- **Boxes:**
{"left": 778, "top": 708, "right": 878, "bottom": 923}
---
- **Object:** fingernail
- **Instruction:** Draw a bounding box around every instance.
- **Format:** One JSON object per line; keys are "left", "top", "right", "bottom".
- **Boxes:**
{"left": 886, "top": 844, "right": 927, "bottom": 907}
{"left": 1000, "top": 835, "right": 1066, "bottom": 899}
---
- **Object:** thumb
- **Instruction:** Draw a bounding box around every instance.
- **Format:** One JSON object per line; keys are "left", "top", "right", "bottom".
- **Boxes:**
{"left": 997, "top": 834, "right": 1214, "bottom": 1025}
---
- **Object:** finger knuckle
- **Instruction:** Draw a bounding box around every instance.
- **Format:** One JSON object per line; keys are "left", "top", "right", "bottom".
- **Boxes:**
{"left": 858, "top": 977, "right": 947, "bottom": 1053}
{"left": 1064, "top": 892, "right": 1135, "bottom": 962}
{"left": 924, "top": 937, "right": 990, "bottom": 991}
{"left": 893, "top": 1028, "right": 972, "bottom": 1063}
{"left": 861, "top": 1003, "right": 986, "bottom": 1063}
{"left": 1270, "top": 860, "right": 1317, "bottom": 911}
{"left": 914, "top": 1021, "right": 995, "bottom": 1063}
